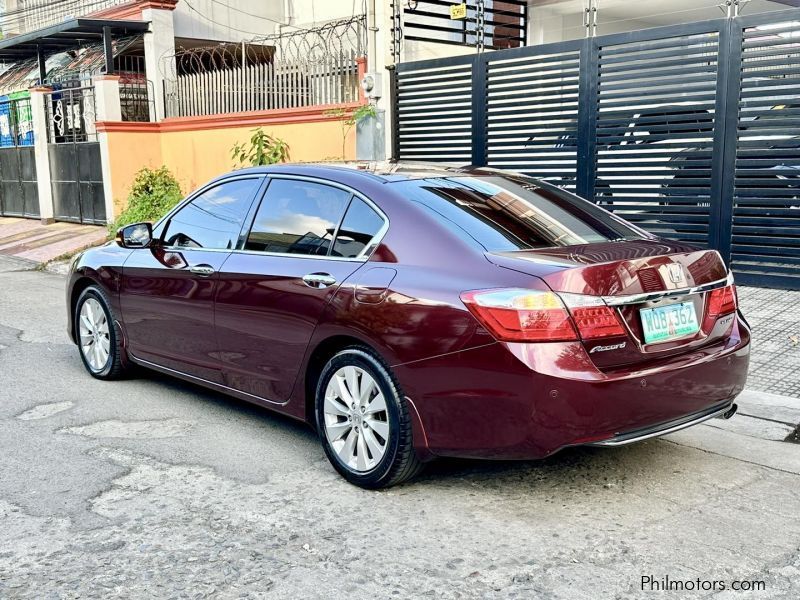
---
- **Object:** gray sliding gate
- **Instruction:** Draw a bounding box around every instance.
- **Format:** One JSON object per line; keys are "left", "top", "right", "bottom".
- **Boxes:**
{"left": 45, "top": 85, "right": 106, "bottom": 225}
{"left": 392, "top": 8, "right": 800, "bottom": 289}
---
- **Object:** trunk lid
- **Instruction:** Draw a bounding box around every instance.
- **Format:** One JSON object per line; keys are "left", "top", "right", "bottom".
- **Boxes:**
{"left": 487, "top": 240, "right": 731, "bottom": 369}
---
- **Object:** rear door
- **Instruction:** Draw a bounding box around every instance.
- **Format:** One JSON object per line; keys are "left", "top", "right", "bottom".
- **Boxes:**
{"left": 120, "top": 175, "right": 264, "bottom": 382}
{"left": 214, "top": 176, "right": 387, "bottom": 402}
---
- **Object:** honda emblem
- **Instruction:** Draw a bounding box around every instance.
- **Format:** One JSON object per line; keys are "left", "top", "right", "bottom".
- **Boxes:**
{"left": 667, "top": 263, "right": 685, "bottom": 285}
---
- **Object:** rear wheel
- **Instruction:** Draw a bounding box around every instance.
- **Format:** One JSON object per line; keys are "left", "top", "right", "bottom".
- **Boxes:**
{"left": 75, "top": 286, "right": 128, "bottom": 380}
{"left": 315, "top": 347, "right": 423, "bottom": 489}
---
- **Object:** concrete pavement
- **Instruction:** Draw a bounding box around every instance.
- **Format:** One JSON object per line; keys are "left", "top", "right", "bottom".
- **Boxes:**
{"left": 0, "top": 255, "right": 799, "bottom": 599}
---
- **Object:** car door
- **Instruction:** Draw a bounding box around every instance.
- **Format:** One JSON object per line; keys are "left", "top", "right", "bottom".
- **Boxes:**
{"left": 214, "top": 176, "right": 387, "bottom": 402}
{"left": 120, "top": 175, "right": 265, "bottom": 383}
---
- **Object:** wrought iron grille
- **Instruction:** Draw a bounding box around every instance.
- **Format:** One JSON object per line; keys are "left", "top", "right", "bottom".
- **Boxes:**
{"left": 45, "top": 85, "right": 97, "bottom": 144}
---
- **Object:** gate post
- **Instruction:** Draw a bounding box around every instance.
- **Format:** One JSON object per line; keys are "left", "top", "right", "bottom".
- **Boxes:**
{"left": 471, "top": 54, "right": 488, "bottom": 167}
{"left": 28, "top": 86, "right": 54, "bottom": 225}
{"left": 94, "top": 76, "right": 122, "bottom": 224}
{"left": 709, "top": 21, "right": 742, "bottom": 267}
{"left": 576, "top": 38, "right": 598, "bottom": 202}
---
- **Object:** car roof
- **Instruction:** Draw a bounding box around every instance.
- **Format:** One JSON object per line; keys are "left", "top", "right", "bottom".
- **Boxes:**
{"left": 223, "top": 161, "right": 496, "bottom": 184}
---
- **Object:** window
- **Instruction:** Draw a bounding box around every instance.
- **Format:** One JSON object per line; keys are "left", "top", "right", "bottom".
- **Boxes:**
{"left": 163, "top": 178, "right": 261, "bottom": 250}
{"left": 245, "top": 178, "right": 352, "bottom": 255}
{"left": 332, "top": 197, "right": 385, "bottom": 258}
{"left": 394, "top": 175, "right": 646, "bottom": 252}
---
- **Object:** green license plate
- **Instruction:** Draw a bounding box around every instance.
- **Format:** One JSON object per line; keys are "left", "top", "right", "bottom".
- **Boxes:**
{"left": 640, "top": 301, "right": 699, "bottom": 344}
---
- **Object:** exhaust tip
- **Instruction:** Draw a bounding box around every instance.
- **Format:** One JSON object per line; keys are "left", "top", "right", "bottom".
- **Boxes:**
{"left": 722, "top": 403, "right": 738, "bottom": 420}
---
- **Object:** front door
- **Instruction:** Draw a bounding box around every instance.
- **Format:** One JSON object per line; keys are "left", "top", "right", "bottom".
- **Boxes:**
{"left": 214, "top": 177, "right": 387, "bottom": 402}
{"left": 120, "top": 175, "right": 264, "bottom": 382}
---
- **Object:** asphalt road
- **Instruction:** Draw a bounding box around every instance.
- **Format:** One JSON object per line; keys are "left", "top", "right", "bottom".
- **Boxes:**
{"left": 1, "top": 255, "right": 799, "bottom": 599}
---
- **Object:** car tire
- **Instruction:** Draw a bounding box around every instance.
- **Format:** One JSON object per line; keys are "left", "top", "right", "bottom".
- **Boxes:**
{"left": 74, "top": 285, "right": 129, "bottom": 380}
{"left": 315, "top": 346, "right": 423, "bottom": 489}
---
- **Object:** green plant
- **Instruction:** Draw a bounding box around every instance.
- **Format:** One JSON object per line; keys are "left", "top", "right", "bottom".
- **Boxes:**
{"left": 231, "top": 128, "right": 290, "bottom": 167}
{"left": 324, "top": 104, "right": 377, "bottom": 160}
{"left": 109, "top": 166, "right": 183, "bottom": 234}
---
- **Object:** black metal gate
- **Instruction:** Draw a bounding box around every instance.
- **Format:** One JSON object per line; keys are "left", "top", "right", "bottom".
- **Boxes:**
{"left": 45, "top": 85, "right": 106, "bottom": 225}
{"left": 392, "top": 8, "right": 800, "bottom": 289}
{"left": 0, "top": 96, "right": 39, "bottom": 218}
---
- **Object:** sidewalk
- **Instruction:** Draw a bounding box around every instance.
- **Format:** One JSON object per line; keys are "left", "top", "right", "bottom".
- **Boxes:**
{"left": 737, "top": 286, "right": 800, "bottom": 397}
{"left": 0, "top": 217, "right": 107, "bottom": 264}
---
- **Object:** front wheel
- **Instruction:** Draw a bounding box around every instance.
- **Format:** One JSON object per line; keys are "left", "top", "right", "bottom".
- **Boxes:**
{"left": 75, "top": 286, "right": 129, "bottom": 380}
{"left": 315, "top": 347, "right": 423, "bottom": 489}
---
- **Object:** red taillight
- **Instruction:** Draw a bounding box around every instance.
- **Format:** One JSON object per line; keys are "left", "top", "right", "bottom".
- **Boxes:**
{"left": 704, "top": 283, "right": 737, "bottom": 330}
{"left": 460, "top": 289, "right": 626, "bottom": 342}
{"left": 559, "top": 293, "right": 627, "bottom": 340}
{"left": 460, "top": 289, "right": 578, "bottom": 342}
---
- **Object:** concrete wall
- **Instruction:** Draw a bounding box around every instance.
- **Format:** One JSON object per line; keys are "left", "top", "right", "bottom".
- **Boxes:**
{"left": 98, "top": 104, "right": 359, "bottom": 216}
{"left": 172, "top": 0, "right": 284, "bottom": 42}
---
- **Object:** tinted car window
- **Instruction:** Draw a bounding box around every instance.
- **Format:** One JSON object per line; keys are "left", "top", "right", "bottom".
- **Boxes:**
{"left": 394, "top": 175, "right": 646, "bottom": 252}
{"left": 163, "top": 178, "right": 261, "bottom": 249}
{"left": 245, "top": 178, "right": 351, "bottom": 255}
{"left": 332, "top": 197, "right": 384, "bottom": 258}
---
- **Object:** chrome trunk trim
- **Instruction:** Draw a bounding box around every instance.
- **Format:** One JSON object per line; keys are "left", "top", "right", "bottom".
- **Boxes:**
{"left": 601, "top": 273, "right": 731, "bottom": 307}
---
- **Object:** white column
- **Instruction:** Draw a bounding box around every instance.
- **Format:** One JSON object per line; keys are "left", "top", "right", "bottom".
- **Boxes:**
{"left": 142, "top": 7, "right": 177, "bottom": 122}
{"left": 29, "top": 86, "right": 55, "bottom": 225}
{"left": 94, "top": 75, "right": 122, "bottom": 223}
{"left": 373, "top": 0, "right": 393, "bottom": 161}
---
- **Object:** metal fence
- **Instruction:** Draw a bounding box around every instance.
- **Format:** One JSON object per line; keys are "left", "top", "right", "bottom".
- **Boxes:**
{"left": 164, "top": 51, "right": 362, "bottom": 118}
{"left": 392, "top": 8, "right": 800, "bottom": 289}
{"left": 120, "top": 80, "right": 155, "bottom": 122}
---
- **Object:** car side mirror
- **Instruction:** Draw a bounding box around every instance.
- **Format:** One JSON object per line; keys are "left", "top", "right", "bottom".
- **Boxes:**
{"left": 116, "top": 222, "right": 153, "bottom": 248}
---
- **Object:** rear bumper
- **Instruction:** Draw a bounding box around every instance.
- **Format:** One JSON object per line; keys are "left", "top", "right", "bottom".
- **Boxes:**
{"left": 396, "top": 316, "right": 750, "bottom": 460}
{"left": 586, "top": 401, "right": 736, "bottom": 447}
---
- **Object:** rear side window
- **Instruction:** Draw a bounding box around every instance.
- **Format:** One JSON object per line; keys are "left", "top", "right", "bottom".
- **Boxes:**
{"left": 163, "top": 177, "right": 262, "bottom": 249}
{"left": 245, "top": 178, "right": 351, "bottom": 255}
{"left": 332, "top": 197, "right": 384, "bottom": 258}
{"left": 394, "top": 175, "right": 646, "bottom": 252}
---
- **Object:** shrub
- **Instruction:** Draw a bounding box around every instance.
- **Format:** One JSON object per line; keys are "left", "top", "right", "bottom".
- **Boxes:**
{"left": 231, "top": 128, "right": 290, "bottom": 167}
{"left": 109, "top": 166, "right": 183, "bottom": 234}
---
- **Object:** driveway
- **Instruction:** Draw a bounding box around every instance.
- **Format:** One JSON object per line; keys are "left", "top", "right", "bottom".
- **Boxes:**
{"left": 0, "top": 255, "right": 798, "bottom": 599}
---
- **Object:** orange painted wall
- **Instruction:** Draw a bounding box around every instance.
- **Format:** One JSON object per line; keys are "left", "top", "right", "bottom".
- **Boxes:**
{"left": 104, "top": 131, "right": 163, "bottom": 216}
{"left": 101, "top": 107, "right": 357, "bottom": 215}
{"left": 159, "top": 119, "right": 354, "bottom": 193}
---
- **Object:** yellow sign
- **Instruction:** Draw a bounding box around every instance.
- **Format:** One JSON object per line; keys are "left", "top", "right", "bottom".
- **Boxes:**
{"left": 450, "top": 3, "right": 467, "bottom": 20}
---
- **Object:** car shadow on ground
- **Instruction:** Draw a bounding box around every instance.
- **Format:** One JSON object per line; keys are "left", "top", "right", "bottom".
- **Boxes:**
{"left": 135, "top": 367, "right": 680, "bottom": 490}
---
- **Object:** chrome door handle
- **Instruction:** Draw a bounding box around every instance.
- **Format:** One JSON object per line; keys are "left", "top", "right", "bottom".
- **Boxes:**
{"left": 189, "top": 264, "right": 215, "bottom": 277}
{"left": 302, "top": 273, "right": 337, "bottom": 288}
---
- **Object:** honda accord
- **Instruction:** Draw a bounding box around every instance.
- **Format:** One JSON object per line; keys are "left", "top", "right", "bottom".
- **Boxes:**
{"left": 66, "top": 164, "right": 749, "bottom": 488}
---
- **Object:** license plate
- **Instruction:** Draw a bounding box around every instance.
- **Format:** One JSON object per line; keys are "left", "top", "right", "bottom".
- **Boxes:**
{"left": 640, "top": 301, "right": 699, "bottom": 344}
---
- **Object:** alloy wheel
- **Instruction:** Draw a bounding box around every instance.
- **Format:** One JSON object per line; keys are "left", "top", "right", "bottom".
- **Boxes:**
{"left": 78, "top": 297, "right": 111, "bottom": 372}
{"left": 323, "top": 365, "right": 390, "bottom": 472}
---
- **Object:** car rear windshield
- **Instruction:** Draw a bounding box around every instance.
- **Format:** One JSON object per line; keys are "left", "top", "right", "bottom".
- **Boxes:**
{"left": 393, "top": 175, "right": 647, "bottom": 252}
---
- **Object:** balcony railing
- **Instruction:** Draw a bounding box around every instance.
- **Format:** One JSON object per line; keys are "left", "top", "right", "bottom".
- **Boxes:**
{"left": 8, "top": 0, "right": 130, "bottom": 35}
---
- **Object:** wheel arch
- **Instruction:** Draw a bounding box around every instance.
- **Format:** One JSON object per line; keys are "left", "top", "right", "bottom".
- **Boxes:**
{"left": 303, "top": 334, "right": 374, "bottom": 427}
{"left": 300, "top": 332, "right": 432, "bottom": 461}
{"left": 68, "top": 276, "right": 100, "bottom": 344}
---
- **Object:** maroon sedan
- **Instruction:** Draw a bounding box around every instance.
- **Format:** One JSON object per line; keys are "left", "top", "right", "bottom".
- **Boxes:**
{"left": 66, "top": 164, "right": 748, "bottom": 488}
